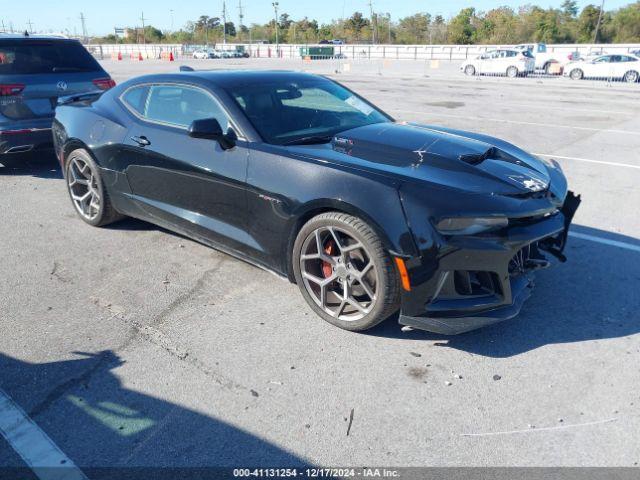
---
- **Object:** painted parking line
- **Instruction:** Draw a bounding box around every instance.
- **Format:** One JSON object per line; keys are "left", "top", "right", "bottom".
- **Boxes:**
{"left": 535, "top": 153, "right": 640, "bottom": 170}
{"left": 569, "top": 231, "right": 640, "bottom": 253}
{"left": 392, "top": 109, "right": 640, "bottom": 135}
{"left": 0, "top": 388, "right": 88, "bottom": 480}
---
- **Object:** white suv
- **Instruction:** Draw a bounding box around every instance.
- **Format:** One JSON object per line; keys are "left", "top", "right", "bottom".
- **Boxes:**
{"left": 514, "top": 43, "right": 562, "bottom": 72}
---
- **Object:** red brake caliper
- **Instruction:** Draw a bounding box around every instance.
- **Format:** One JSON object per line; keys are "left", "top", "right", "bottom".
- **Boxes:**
{"left": 322, "top": 240, "right": 336, "bottom": 278}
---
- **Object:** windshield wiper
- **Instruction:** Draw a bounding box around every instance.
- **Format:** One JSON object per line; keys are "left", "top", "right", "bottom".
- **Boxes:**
{"left": 283, "top": 135, "right": 333, "bottom": 146}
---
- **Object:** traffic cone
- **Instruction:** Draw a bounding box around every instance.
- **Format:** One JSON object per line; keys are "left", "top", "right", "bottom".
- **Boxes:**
{"left": 169, "top": 51, "right": 174, "bottom": 62}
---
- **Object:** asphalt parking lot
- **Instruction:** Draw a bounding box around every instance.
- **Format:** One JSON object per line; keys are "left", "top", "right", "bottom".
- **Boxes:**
{"left": 1, "top": 57, "right": 639, "bottom": 472}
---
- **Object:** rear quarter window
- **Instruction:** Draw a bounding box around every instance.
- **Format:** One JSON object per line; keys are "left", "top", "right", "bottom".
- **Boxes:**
{"left": 121, "top": 86, "right": 150, "bottom": 115}
{"left": 0, "top": 40, "right": 102, "bottom": 75}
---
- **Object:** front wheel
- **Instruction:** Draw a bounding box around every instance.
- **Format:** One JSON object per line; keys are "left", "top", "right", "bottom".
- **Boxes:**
{"left": 464, "top": 64, "right": 476, "bottom": 76}
{"left": 570, "top": 68, "right": 584, "bottom": 80}
{"left": 624, "top": 70, "right": 639, "bottom": 83}
{"left": 292, "top": 212, "right": 401, "bottom": 331}
{"left": 506, "top": 66, "right": 519, "bottom": 78}
{"left": 65, "top": 148, "right": 123, "bottom": 227}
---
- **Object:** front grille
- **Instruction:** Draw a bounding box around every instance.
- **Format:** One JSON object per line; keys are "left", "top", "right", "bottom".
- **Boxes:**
{"left": 509, "top": 242, "right": 550, "bottom": 276}
{"left": 453, "top": 270, "right": 502, "bottom": 296}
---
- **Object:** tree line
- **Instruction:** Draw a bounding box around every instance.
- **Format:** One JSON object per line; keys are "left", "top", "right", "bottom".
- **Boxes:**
{"left": 93, "top": 1, "right": 640, "bottom": 45}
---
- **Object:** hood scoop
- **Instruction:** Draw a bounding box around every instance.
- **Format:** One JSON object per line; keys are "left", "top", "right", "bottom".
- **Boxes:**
{"left": 458, "top": 146, "right": 523, "bottom": 166}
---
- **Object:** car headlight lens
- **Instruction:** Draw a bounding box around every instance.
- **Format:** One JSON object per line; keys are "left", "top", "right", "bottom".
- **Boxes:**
{"left": 435, "top": 217, "right": 508, "bottom": 235}
{"left": 538, "top": 155, "right": 560, "bottom": 168}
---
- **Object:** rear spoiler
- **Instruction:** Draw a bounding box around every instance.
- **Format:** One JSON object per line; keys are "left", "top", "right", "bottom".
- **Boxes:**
{"left": 57, "top": 90, "right": 104, "bottom": 107}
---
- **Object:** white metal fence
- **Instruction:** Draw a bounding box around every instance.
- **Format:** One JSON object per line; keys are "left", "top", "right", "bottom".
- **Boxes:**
{"left": 88, "top": 42, "right": 640, "bottom": 61}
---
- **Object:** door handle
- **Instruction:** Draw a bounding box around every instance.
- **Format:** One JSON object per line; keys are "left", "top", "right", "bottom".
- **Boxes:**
{"left": 131, "top": 135, "right": 150, "bottom": 147}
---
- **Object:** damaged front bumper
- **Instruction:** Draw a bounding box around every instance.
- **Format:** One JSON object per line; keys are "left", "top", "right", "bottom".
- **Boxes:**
{"left": 398, "top": 191, "right": 581, "bottom": 335}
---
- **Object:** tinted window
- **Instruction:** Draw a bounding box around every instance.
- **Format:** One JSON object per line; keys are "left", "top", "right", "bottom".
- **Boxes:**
{"left": 122, "top": 86, "right": 149, "bottom": 115}
{"left": 225, "top": 78, "right": 390, "bottom": 145}
{"left": 593, "top": 56, "right": 611, "bottom": 63}
{"left": 144, "top": 85, "right": 230, "bottom": 129}
{"left": 0, "top": 40, "right": 102, "bottom": 75}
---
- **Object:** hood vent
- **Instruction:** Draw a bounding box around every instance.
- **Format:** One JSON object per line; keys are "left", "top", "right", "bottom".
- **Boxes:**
{"left": 458, "top": 147, "right": 523, "bottom": 167}
{"left": 458, "top": 147, "right": 497, "bottom": 165}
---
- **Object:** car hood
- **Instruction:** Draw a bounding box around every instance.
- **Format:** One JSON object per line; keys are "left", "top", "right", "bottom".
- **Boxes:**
{"left": 287, "top": 122, "right": 566, "bottom": 199}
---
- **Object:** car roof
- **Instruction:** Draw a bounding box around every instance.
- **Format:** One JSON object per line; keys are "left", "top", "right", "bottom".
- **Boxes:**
{"left": 0, "top": 35, "right": 80, "bottom": 44}
{"left": 123, "top": 70, "right": 327, "bottom": 89}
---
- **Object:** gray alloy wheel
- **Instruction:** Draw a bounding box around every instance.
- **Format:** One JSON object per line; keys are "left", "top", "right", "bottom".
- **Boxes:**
{"left": 65, "top": 148, "right": 123, "bottom": 227}
{"left": 506, "top": 66, "right": 519, "bottom": 78}
{"left": 570, "top": 68, "right": 584, "bottom": 80}
{"left": 293, "top": 212, "right": 400, "bottom": 331}
{"left": 624, "top": 70, "right": 639, "bottom": 83}
{"left": 464, "top": 64, "right": 476, "bottom": 76}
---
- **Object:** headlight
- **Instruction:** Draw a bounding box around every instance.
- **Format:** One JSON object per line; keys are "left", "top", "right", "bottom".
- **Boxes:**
{"left": 435, "top": 217, "right": 508, "bottom": 235}
{"left": 538, "top": 155, "right": 562, "bottom": 172}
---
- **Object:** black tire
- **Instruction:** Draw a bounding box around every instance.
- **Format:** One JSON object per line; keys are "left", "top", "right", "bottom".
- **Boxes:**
{"left": 624, "top": 70, "right": 639, "bottom": 83}
{"left": 543, "top": 62, "right": 552, "bottom": 74}
{"left": 506, "top": 66, "right": 519, "bottom": 78}
{"left": 570, "top": 68, "right": 583, "bottom": 80}
{"left": 292, "top": 212, "right": 401, "bottom": 331}
{"left": 64, "top": 148, "right": 124, "bottom": 227}
{"left": 464, "top": 64, "right": 476, "bottom": 76}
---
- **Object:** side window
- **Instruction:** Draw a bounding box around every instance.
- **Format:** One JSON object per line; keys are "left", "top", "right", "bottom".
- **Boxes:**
{"left": 144, "top": 84, "right": 230, "bottom": 129}
{"left": 593, "top": 56, "right": 610, "bottom": 63}
{"left": 121, "top": 86, "right": 149, "bottom": 115}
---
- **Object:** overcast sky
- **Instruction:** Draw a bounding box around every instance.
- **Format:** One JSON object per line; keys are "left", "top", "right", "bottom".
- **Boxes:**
{"left": 3, "top": 0, "right": 631, "bottom": 36}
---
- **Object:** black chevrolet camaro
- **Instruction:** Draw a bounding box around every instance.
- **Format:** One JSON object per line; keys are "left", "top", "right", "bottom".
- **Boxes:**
{"left": 52, "top": 70, "right": 580, "bottom": 334}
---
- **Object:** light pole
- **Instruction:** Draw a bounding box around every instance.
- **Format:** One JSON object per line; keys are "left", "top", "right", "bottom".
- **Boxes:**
{"left": 387, "top": 13, "right": 391, "bottom": 44}
{"left": 272, "top": 2, "right": 279, "bottom": 55}
{"left": 170, "top": 9, "right": 174, "bottom": 31}
{"left": 593, "top": 0, "right": 605, "bottom": 44}
{"left": 222, "top": 1, "right": 227, "bottom": 45}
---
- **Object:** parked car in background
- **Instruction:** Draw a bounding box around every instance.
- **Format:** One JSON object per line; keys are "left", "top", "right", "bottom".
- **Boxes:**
{"left": 513, "top": 43, "right": 562, "bottom": 73}
{"left": 192, "top": 49, "right": 219, "bottom": 59}
{"left": 215, "top": 50, "right": 233, "bottom": 59}
{"left": 461, "top": 49, "right": 535, "bottom": 78}
{"left": 564, "top": 54, "right": 640, "bottom": 83}
{"left": 0, "top": 34, "right": 114, "bottom": 166}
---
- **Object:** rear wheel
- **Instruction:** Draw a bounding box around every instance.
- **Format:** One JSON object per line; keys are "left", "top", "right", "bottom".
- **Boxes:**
{"left": 624, "top": 70, "right": 639, "bottom": 83}
{"left": 292, "top": 212, "right": 400, "bottom": 331}
{"left": 570, "top": 68, "right": 584, "bottom": 80}
{"left": 464, "top": 64, "right": 476, "bottom": 76}
{"left": 65, "top": 148, "right": 123, "bottom": 227}
{"left": 506, "top": 66, "right": 519, "bottom": 78}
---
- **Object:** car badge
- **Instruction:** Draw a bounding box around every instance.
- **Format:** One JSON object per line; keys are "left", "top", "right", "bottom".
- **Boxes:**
{"left": 56, "top": 81, "right": 68, "bottom": 92}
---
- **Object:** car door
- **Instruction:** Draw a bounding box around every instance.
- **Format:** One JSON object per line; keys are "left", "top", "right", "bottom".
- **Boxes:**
{"left": 587, "top": 55, "right": 612, "bottom": 79}
{"left": 120, "top": 82, "right": 254, "bottom": 256}
{"left": 479, "top": 51, "right": 499, "bottom": 75}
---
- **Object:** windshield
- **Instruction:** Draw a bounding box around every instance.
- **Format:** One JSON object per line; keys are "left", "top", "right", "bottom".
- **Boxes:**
{"left": 224, "top": 78, "right": 391, "bottom": 145}
{"left": 0, "top": 40, "right": 102, "bottom": 75}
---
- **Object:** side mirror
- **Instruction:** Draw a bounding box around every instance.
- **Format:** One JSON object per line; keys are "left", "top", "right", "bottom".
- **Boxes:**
{"left": 188, "top": 118, "right": 235, "bottom": 149}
